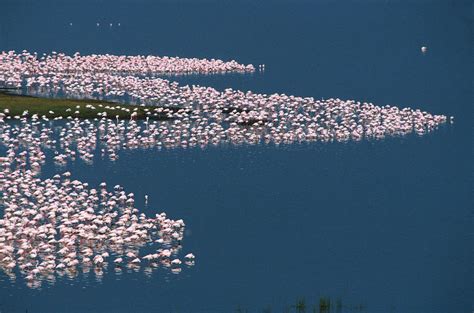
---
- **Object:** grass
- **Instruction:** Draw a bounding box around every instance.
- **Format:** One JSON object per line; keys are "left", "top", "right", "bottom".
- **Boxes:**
{"left": 295, "top": 298, "right": 306, "bottom": 312}
{"left": 232, "top": 297, "right": 365, "bottom": 313}
{"left": 319, "top": 297, "right": 331, "bottom": 312}
{"left": 0, "top": 91, "right": 185, "bottom": 120}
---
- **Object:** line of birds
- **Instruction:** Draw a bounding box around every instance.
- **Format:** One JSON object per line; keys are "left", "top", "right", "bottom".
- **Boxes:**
{"left": 69, "top": 23, "right": 121, "bottom": 27}
{"left": 0, "top": 51, "right": 450, "bottom": 150}
{"left": 0, "top": 50, "right": 448, "bottom": 289}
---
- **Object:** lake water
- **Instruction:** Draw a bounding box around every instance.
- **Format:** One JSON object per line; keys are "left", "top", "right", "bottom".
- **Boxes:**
{"left": 0, "top": 1, "right": 472, "bottom": 312}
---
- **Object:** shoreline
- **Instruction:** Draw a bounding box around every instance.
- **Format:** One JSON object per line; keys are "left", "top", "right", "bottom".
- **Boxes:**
{"left": 0, "top": 91, "right": 186, "bottom": 120}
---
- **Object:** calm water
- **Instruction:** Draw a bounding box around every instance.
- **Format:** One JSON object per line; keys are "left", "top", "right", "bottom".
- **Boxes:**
{"left": 0, "top": 1, "right": 472, "bottom": 312}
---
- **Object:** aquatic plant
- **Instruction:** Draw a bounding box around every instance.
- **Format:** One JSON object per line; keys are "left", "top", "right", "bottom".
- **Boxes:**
{"left": 295, "top": 298, "right": 306, "bottom": 312}
{"left": 319, "top": 297, "right": 331, "bottom": 312}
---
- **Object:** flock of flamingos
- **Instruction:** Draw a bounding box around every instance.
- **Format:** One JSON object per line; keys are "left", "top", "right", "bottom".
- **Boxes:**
{"left": 0, "top": 50, "right": 449, "bottom": 289}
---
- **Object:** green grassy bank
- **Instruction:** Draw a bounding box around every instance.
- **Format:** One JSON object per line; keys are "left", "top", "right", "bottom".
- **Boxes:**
{"left": 0, "top": 91, "right": 183, "bottom": 120}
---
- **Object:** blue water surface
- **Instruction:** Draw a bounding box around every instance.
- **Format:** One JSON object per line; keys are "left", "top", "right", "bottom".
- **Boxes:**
{"left": 0, "top": 1, "right": 472, "bottom": 312}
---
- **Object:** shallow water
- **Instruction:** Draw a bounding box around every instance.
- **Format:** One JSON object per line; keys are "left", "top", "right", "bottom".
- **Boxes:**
{"left": 0, "top": 1, "right": 472, "bottom": 313}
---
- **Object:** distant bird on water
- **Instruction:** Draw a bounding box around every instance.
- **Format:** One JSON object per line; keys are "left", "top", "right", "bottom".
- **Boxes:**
{"left": 421, "top": 46, "right": 428, "bottom": 54}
